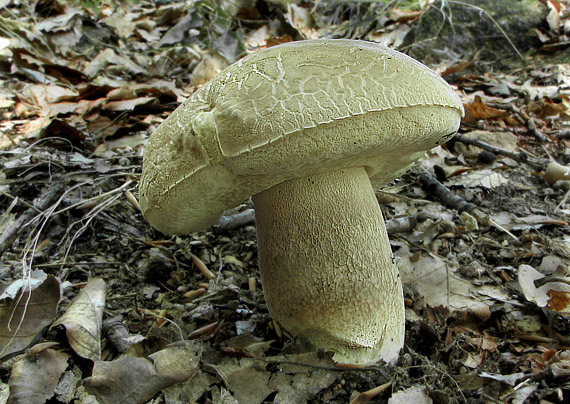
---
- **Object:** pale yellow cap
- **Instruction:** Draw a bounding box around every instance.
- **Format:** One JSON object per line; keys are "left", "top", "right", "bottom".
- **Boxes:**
{"left": 140, "top": 39, "right": 464, "bottom": 234}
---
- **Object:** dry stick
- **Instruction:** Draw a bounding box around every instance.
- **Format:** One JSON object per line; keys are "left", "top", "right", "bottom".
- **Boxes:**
{"left": 102, "top": 316, "right": 132, "bottom": 354}
{"left": 215, "top": 209, "right": 422, "bottom": 234}
{"left": 257, "top": 357, "right": 391, "bottom": 380}
{"left": 213, "top": 209, "right": 255, "bottom": 230}
{"left": 453, "top": 133, "right": 544, "bottom": 171}
{"left": 419, "top": 173, "right": 519, "bottom": 242}
{"left": 486, "top": 102, "right": 550, "bottom": 143}
{"left": 0, "top": 183, "right": 65, "bottom": 256}
{"left": 527, "top": 117, "right": 550, "bottom": 143}
{"left": 534, "top": 276, "right": 570, "bottom": 288}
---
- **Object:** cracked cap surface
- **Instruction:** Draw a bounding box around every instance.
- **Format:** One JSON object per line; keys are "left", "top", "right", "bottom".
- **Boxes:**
{"left": 140, "top": 39, "right": 464, "bottom": 234}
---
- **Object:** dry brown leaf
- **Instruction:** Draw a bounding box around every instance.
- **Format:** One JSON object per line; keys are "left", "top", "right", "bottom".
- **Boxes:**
{"left": 84, "top": 48, "right": 145, "bottom": 78}
{"left": 43, "top": 119, "right": 87, "bottom": 147}
{"left": 51, "top": 278, "right": 107, "bottom": 360}
{"left": 463, "top": 95, "right": 509, "bottom": 124}
{"left": 35, "top": 7, "right": 83, "bottom": 33}
{"left": 529, "top": 96, "right": 568, "bottom": 118}
{"left": 441, "top": 59, "right": 473, "bottom": 77}
{"left": 8, "top": 347, "right": 70, "bottom": 404}
{"left": 398, "top": 248, "right": 506, "bottom": 312}
{"left": 0, "top": 273, "right": 60, "bottom": 359}
{"left": 547, "top": 289, "right": 570, "bottom": 312}
{"left": 83, "top": 341, "right": 202, "bottom": 404}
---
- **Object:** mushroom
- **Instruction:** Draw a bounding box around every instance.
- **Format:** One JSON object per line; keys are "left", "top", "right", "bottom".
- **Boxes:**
{"left": 544, "top": 161, "right": 570, "bottom": 185}
{"left": 139, "top": 39, "right": 464, "bottom": 364}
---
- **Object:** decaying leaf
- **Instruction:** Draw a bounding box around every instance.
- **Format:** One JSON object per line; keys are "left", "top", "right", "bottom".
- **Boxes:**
{"left": 0, "top": 381, "right": 8, "bottom": 403}
{"left": 551, "top": 350, "right": 570, "bottom": 378}
{"left": 446, "top": 169, "right": 509, "bottom": 189}
{"left": 0, "top": 273, "right": 60, "bottom": 359}
{"left": 266, "top": 352, "right": 339, "bottom": 403}
{"left": 51, "top": 278, "right": 107, "bottom": 360}
{"left": 547, "top": 290, "right": 570, "bottom": 313}
{"left": 517, "top": 265, "right": 570, "bottom": 314}
{"left": 463, "top": 95, "right": 509, "bottom": 124}
{"left": 8, "top": 346, "right": 70, "bottom": 404}
{"left": 388, "top": 385, "right": 431, "bottom": 404}
{"left": 225, "top": 361, "right": 273, "bottom": 404}
{"left": 208, "top": 351, "right": 339, "bottom": 404}
{"left": 219, "top": 334, "right": 273, "bottom": 358}
{"left": 83, "top": 340, "right": 202, "bottom": 404}
{"left": 398, "top": 248, "right": 506, "bottom": 313}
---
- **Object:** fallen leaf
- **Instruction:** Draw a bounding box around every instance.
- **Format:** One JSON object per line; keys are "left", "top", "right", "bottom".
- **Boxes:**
{"left": 102, "top": 96, "right": 154, "bottom": 112}
{"left": 51, "top": 278, "right": 107, "bottom": 360}
{"left": 220, "top": 334, "right": 273, "bottom": 358}
{"left": 551, "top": 350, "right": 570, "bottom": 377}
{"left": 8, "top": 347, "right": 70, "bottom": 404}
{"left": 547, "top": 289, "right": 570, "bottom": 312}
{"left": 398, "top": 249, "right": 505, "bottom": 312}
{"left": 83, "top": 341, "right": 202, "bottom": 404}
{"left": 517, "top": 264, "right": 570, "bottom": 313}
{"left": 463, "top": 95, "right": 509, "bottom": 124}
{"left": 546, "top": 0, "right": 562, "bottom": 30}
{"left": 479, "top": 371, "right": 526, "bottom": 386}
{"left": 267, "top": 352, "right": 338, "bottom": 403}
{"left": 226, "top": 363, "right": 273, "bottom": 404}
{"left": 0, "top": 273, "right": 60, "bottom": 359}
{"left": 446, "top": 170, "right": 509, "bottom": 189}
{"left": 389, "top": 385, "right": 431, "bottom": 404}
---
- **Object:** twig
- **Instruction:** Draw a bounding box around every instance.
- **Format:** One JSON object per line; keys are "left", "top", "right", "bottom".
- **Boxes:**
{"left": 419, "top": 173, "right": 519, "bottom": 242}
{"left": 258, "top": 357, "right": 391, "bottom": 380}
{"left": 534, "top": 276, "right": 570, "bottom": 288}
{"left": 215, "top": 209, "right": 422, "bottom": 234}
{"left": 0, "top": 183, "right": 65, "bottom": 256}
{"left": 452, "top": 133, "right": 544, "bottom": 171}
{"left": 214, "top": 209, "right": 255, "bottom": 230}
{"left": 419, "top": 173, "right": 477, "bottom": 214}
{"left": 348, "top": 381, "right": 392, "bottom": 404}
{"left": 527, "top": 117, "right": 550, "bottom": 143}
{"left": 484, "top": 102, "right": 549, "bottom": 142}
{"left": 385, "top": 215, "right": 420, "bottom": 234}
{"left": 102, "top": 316, "right": 132, "bottom": 354}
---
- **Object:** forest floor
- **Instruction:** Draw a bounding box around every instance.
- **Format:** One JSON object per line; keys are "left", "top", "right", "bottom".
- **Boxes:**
{"left": 0, "top": 1, "right": 570, "bottom": 403}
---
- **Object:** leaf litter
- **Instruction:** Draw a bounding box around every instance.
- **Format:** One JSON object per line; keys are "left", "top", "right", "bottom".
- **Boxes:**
{"left": 0, "top": 0, "right": 570, "bottom": 403}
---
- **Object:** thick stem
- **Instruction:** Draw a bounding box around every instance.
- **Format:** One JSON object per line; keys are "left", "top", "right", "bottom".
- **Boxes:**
{"left": 253, "top": 166, "right": 404, "bottom": 364}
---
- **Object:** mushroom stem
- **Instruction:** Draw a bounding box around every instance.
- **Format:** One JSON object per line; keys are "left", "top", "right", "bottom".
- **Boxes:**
{"left": 253, "top": 166, "right": 404, "bottom": 364}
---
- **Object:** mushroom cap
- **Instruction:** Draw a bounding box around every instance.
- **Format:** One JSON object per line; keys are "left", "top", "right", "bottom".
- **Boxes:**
{"left": 140, "top": 39, "right": 464, "bottom": 234}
